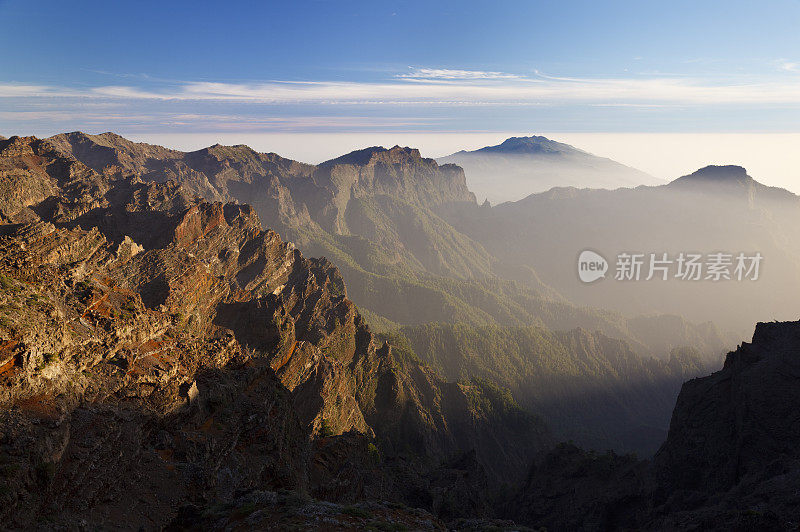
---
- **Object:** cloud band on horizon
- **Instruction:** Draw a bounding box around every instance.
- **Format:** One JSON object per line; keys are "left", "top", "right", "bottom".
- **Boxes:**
{"left": 3, "top": 67, "right": 800, "bottom": 106}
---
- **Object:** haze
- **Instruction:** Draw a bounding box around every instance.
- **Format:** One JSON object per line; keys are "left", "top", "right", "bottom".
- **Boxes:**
{"left": 5, "top": 1, "right": 800, "bottom": 527}
{"left": 119, "top": 131, "right": 800, "bottom": 196}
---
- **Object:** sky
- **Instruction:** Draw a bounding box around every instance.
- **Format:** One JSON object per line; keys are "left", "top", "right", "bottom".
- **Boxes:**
{"left": 2, "top": 0, "right": 800, "bottom": 188}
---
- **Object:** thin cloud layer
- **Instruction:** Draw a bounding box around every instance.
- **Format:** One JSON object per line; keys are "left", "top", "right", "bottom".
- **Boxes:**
{"left": 3, "top": 71, "right": 800, "bottom": 106}
{"left": 397, "top": 67, "right": 522, "bottom": 80}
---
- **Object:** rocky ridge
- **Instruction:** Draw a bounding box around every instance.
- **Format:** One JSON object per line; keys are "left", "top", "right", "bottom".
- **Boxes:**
{"left": 651, "top": 320, "right": 800, "bottom": 527}
{"left": 48, "top": 132, "right": 491, "bottom": 282}
{"left": 0, "top": 135, "right": 549, "bottom": 528}
{"left": 1, "top": 133, "right": 800, "bottom": 529}
{"left": 44, "top": 132, "right": 729, "bottom": 458}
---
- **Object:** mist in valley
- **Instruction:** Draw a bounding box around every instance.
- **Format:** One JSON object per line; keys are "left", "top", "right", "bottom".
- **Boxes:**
{"left": 40, "top": 132, "right": 778, "bottom": 457}
{"left": 442, "top": 163, "right": 800, "bottom": 341}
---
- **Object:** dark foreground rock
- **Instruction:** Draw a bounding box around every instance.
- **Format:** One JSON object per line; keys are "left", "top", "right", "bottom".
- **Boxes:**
{"left": 506, "top": 321, "right": 800, "bottom": 531}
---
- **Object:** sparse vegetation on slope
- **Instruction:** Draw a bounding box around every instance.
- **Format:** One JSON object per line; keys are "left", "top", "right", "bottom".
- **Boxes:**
{"left": 400, "top": 322, "right": 707, "bottom": 454}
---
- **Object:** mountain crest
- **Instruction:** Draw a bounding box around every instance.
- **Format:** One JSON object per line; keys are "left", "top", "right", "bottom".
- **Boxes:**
{"left": 671, "top": 164, "right": 751, "bottom": 185}
{"left": 192, "top": 142, "right": 262, "bottom": 162}
{"left": 320, "top": 145, "right": 424, "bottom": 167}
{"left": 656, "top": 319, "right": 800, "bottom": 500}
{"left": 667, "top": 164, "right": 798, "bottom": 204}
{"left": 439, "top": 135, "right": 660, "bottom": 203}
{"left": 484, "top": 135, "right": 575, "bottom": 155}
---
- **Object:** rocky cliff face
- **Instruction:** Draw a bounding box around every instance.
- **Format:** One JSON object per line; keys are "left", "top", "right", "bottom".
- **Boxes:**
{"left": 47, "top": 131, "right": 316, "bottom": 225}
{"left": 0, "top": 135, "right": 549, "bottom": 528}
{"left": 650, "top": 320, "right": 800, "bottom": 528}
{"left": 48, "top": 133, "right": 475, "bottom": 230}
{"left": 318, "top": 145, "right": 475, "bottom": 209}
{"left": 505, "top": 320, "right": 800, "bottom": 531}
{"left": 48, "top": 132, "right": 489, "bottom": 281}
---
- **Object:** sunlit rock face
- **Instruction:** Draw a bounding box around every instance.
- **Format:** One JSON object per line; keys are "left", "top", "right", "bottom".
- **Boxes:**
{"left": 0, "top": 135, "right": 549, "bottom": 529}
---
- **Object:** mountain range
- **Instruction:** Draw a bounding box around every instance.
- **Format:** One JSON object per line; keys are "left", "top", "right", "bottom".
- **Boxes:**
{"left": 2, "top": 132, "right": 800, "bottom": 529}
{"left": 0, "top": 135, "right": 549, "bottom": 527}
{"left": 438, "top": 135, "right": 663, "bottom": 204}
{"left": 441, "top": 163, "right": 800, "bottom": 336}
{"left": 39, "top": 131, "right": 736, "bottom": 454}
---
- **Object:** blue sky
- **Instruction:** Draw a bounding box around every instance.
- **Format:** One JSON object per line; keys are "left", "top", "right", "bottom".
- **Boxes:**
{"left": 2, "top": 0, "right": 800, "bottom": 184}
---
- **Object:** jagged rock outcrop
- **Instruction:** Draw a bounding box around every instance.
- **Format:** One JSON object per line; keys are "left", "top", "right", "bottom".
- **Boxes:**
{"left": 656, "top": 321, "right": 800, "bottom": 492}
{"left": 648, "top": 320, "right": 800, "bottom": 528}
{"left": 47, "top": 131, "right": 315, "bottom": 221}
{"left": 47, "top": 133, "right": 475, "bottom": 229}
{"left": 0, "top": 135, "right": 549, "bottom": 528}
{"left": 318, "top": 145, "right": 476, "bottom": 209}
{"left": 48, "top": 133, "right": 493, "bottom": 282}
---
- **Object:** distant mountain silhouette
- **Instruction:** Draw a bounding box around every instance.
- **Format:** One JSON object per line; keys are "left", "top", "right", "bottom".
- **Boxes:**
{"left": 439, "top": 135, "right": 662, "bottom": 204}
{"left": 668, "top": 164, "right": 798, "bottom": 204}
{"left": 440, "top": 164, "right": 800, "bottom": 336}
{"left": 468, "top": 135, "right": 575, "bottom": 155}
{"left": 670, "top": 164, "right": 750, "bottom": 185}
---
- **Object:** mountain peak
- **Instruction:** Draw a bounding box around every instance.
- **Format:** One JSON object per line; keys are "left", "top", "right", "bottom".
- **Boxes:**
{"left": 438, "top": 135, "right": 659, "bottom": 203}
{"left": 313, "top": 144, "right": 475, "bottom": 208}
{"left": 665, "top": 165, "right": 780, "bottom": 195}
{"left": 475, "top": 135, "right": 579, "bottom": 156}
{"left": 320, "top": 145, "right": 423, "bottom": 167}
{"left": 193, "top": 142, "right": 261, "bottom": 162}
{"left": 674, "top": 165, "right": 750, "bottom": 184}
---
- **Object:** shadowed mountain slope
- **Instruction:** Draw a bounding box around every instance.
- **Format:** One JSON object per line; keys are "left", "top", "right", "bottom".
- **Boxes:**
{"left": 508, "top": 319, "right": 800, "bottom": 530}
{"left": 399, "top": 323, "right": 707, "bottom": 455}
